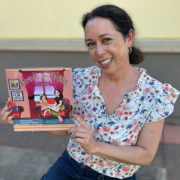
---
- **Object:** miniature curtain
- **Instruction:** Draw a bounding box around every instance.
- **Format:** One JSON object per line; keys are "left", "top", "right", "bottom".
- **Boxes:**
{"left": 22, "top": 72, "right": 39, "bottom": 119}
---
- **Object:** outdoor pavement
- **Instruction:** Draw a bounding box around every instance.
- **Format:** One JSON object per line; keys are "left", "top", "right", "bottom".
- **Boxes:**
{"left": 0, "top": 104, "right": 180, "bottom": 180}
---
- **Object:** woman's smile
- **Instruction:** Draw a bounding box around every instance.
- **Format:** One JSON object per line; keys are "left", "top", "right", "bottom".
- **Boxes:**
{"left": 99, "top": 57, "right": 113, "bottom": 68}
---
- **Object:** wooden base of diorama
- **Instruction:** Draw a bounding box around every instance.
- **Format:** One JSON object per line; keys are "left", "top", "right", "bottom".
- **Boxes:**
{"left": 14, "top": 124, "right": 75, "bottom": 131}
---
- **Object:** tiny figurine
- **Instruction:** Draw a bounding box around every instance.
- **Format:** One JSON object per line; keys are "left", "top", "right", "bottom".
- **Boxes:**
{"left": 51, "top": 89, "right": 64, "bottom": 123}
{"left": 40, "top": 94, "right": 52, "bottom": 118}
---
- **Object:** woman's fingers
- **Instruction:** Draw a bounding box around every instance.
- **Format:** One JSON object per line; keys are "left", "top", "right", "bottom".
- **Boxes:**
{"left": 1, "top": 98, "right": 14, "bottom": 124}
{"left": 1, "top": 103, "right": 11, "bottom": 117}
{"left": 1, "top": 98, "right": 10, "bottom": 116}
{"left": 71, "top": 131, "right": 87, "bottom": 139}
{"left": 67, "top": 126, "right": 86, "bottom": 135}
{"left": 73, "top": 137, "right": 86, "bottom": 144}
{"left": 6, "top": 114, "right": 14, "bottom": 125}
{"left": 72, "top": 113, "right": 92, "bottom": 129}
{"left": 2, "top": 107, "right": 12, "bottom": 121}
{"left": 5, "top": 98, "right": 10, "bottom": 106}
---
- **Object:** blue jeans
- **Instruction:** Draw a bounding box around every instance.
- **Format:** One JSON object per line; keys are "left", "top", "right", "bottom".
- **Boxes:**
{"left": 41, "top": 149, "right": 136, "bottom": 180}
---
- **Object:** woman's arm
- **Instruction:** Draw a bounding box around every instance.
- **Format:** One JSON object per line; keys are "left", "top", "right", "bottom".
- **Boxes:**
{"left": 93, "top": 118, "right": 165, "bottom": 166}
{"left": 51, "top": 102, "right": 57, "bottom": 107}
{"left": 46, "top": 130, "right": 69, "bottom": 136}
{"left": 56, "top": 100, "right": 62, "bottom": 107}
{"left": 68, "top": 113, "right": 165, "bottom": 166}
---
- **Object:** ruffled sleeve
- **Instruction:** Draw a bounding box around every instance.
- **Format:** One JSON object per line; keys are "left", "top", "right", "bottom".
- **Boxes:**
{"left": 145, "top": 83, "right": 180, "bottom": 123}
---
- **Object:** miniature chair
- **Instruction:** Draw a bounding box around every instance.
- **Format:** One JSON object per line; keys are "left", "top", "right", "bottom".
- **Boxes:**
{"left": 10, "top": 101, "right": 24, "bottom": 119}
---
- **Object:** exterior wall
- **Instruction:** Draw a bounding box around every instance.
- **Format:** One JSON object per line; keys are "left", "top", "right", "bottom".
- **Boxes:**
{"left": 0, "top": 51, "right": 180, "bottom": 124}
{"left": 0, "top": 0, "right": 179, "bottom": 123}
{"left": 0, "top": 0, "right": 180, "bottom": 40}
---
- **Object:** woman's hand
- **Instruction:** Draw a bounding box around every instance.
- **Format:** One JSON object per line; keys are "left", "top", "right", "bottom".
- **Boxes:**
{"left": 67, "top": 112, "right": 97, "bottom": 154}
{"left": 0, "top": 98, "right": 14, "bottom": 125}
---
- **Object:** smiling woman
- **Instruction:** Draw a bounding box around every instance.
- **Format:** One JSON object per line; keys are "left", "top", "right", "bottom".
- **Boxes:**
{"left": 1, "top": 4, "right": 180, "bottom": 180}
{"left": 41, "top": 5, "right": 180, "bottom": 180}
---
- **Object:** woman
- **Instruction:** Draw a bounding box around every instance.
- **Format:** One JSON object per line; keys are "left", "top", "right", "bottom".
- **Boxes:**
{"left": 1, "top": 4, "right": 180, "bottom": 180}
{"left": 40, "top": 94, "right": 53, "bottom": 118}
{"left": 51, "top": 89, "right": 64, "bottom": 123}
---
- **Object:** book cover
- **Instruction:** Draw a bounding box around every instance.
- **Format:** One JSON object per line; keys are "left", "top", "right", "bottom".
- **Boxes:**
{"left": 5, "top": 67, "right": 75, "bottom": 131}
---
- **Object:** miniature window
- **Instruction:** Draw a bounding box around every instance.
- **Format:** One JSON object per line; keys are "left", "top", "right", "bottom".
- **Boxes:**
{"left": 34, "top": 73, "right": 56, "bottom": 102}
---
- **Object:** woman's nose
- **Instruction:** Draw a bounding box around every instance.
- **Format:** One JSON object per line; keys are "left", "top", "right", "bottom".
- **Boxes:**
{"left": 96, "top": 44, "right": 106, "bottom": 57}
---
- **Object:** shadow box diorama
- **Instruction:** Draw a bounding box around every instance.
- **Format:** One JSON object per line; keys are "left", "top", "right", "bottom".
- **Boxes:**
{"left": 5, "top": 67, "right": 75, "bottom": 131}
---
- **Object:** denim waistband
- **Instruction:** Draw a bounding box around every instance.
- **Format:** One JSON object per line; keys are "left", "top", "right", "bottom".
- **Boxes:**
{"left": 65, "top": 149, "right": 136, "bottom": 180}
{"left": 66, "top": 149, "right": 97, "bottom": 172}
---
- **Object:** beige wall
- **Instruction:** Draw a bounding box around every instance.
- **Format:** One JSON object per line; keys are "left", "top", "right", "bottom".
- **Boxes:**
{"left": 0, "top": 0, "right": 180, "bottom": 40}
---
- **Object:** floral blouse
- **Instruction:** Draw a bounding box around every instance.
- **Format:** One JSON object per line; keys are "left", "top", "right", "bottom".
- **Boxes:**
{"left": 67, "top": 65, "right": 180, "bottom": 179}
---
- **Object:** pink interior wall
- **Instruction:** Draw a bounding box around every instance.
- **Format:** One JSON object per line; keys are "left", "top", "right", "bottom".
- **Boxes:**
{"left": 6, "top": 70, "right": 30, "bottom": 118}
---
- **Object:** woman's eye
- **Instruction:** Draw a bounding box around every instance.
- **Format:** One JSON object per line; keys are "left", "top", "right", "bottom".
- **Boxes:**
{"left": 87, "top": 42, "right": 94, "bottom": 47}
{"left": 86, "top": 39, "right": 111, "bottom": 47}
{"left": 103, "top": 38, "right": 111, "bottom": 42}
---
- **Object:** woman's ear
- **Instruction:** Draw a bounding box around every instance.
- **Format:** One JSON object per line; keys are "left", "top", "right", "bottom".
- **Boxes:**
{"left": 127, "top": 29, "right": 135, "bottom": 46}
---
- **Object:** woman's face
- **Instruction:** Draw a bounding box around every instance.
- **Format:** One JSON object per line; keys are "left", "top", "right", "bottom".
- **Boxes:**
{"left": 55, "top": 90, "right": 60, "bottom": 97}
{"left": 42, "top": 96, "right": 46, "bottom": 101}
{"left": 84, "top": 17, "right": 134, "bottom": 76}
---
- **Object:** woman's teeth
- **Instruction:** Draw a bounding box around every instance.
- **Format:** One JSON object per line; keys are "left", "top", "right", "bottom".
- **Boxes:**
{"left": 100, "top": 58, "right": 112, "bottom": 65}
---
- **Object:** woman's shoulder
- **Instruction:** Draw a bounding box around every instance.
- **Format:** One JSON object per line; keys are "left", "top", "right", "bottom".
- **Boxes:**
{"left": 139, "top": 72, "right": 180, "bottom": 123}
{"left": 72, "top": 65, "right": 100, "bottom": 80}
{"left": 142, "top": 73, "right": 163, "bottom": 90}
{"left": 141, "top": 72, "right": 180, "bottom": 103}
{"left": 71, "top": 65, "right": 100, "bottom": 95}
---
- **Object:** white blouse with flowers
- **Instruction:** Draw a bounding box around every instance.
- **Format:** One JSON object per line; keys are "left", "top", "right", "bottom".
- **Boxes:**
{"left": 67, "top": 65, "right": 180, "bottom": 179}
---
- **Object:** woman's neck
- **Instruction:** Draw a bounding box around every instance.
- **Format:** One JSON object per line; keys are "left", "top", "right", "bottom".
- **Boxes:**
{"left": 100, "top": 64, "right": 135, "bottom": 85}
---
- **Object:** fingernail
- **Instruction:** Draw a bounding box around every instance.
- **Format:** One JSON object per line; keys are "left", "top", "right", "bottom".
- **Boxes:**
{"left": 10, "top": 114, "right": 14, "bottom": 116}
{"left": 72, "top": 111, "right": 75, "bottom": 114}
{"left": 8, "top": 109, "right": 11, "bottom": 112}
{"left": 7, "top": 104, "right": 11, "bottom": 108}
{"left": 66, "top": 131, "right": 68, "bottom": 134}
